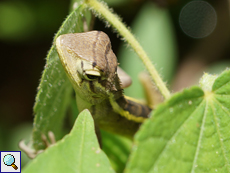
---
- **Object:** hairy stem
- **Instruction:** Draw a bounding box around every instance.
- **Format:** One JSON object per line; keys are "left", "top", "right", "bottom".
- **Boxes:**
{"left": 85, "top": 0, "right": 170, "bottom": 99}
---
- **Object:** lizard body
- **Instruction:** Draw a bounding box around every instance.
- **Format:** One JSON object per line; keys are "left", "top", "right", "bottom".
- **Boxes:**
{"left": 56, "top": 31, "right": 152, "bottom": 138}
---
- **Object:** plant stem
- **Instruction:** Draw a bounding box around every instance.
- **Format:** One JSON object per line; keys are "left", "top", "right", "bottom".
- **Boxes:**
{"left": 85, "top": 0, "right": 171, "bottom": 99}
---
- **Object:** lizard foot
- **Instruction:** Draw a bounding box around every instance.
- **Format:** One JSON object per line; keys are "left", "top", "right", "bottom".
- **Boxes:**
{"left": 19, "top": 131, "right": 56, "bottom": 159}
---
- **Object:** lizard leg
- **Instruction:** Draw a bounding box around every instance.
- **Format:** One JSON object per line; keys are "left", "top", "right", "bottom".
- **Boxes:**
{"left": 19, "top": 131, "right": 56, "bottom": 159}
{"left": 138, "top": 72, "right": 163, "bottom": 109}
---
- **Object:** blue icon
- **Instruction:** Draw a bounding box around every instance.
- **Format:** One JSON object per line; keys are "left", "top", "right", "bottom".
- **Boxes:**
{"left": 3, "top": 154, "right": 18, "bottom": 170}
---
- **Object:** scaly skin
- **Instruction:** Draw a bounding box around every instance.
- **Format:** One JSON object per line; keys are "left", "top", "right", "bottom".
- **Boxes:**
{"left": 56, "top": 31, "right": 151, "bottom": 138}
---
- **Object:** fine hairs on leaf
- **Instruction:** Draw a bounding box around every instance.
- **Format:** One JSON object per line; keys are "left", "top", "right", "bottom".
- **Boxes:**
{"left": 32, "top": 3, "right": 91, "bottom": 150}
{"left": 125, "top": 70, "right": 230, "bottom": 173}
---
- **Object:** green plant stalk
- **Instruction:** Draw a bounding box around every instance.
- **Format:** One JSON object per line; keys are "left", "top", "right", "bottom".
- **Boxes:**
{"left": 85, "top": 0, "right": 170, "bottom": 99}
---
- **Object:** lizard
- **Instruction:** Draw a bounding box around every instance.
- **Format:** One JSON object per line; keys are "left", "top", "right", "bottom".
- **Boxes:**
{"left": 19, "top": 31, "right": 153, "bottom": 158}
{"left": 55, "top": 30, "right": 152, "bottom": 139}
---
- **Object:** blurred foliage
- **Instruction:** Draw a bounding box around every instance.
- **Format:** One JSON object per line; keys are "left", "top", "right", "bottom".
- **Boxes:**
{"left": 0, "top": 0, "right": 69, "bottom": 42}
{"left": 0, "top": 1, "right": 35, "bottom": 41}
{"left": 119, "top": 2, "right": 177, "bottom": 99}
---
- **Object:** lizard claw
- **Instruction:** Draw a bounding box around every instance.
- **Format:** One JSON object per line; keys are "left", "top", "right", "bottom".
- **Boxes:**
{"left": 19, "top": 131, "right": 56, "bottom": 159}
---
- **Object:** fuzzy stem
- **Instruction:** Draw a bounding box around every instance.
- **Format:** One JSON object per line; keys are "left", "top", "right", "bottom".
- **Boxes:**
{"left": 85, "top": 0, "right": 170, "bottom": 99}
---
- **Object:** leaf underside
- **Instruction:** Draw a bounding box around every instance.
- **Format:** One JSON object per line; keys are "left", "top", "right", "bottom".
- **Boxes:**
{"left": 32, "top": 4, "right": 91, "bottom": 150}
{"left": 126, "top": 70, "right": 230, "bottom": 173}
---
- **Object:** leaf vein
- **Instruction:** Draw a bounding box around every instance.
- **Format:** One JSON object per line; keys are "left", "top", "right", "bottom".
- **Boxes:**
{"left": 150, "top": 99, "right": 205, "bottom": 172}
{"left": 78, "top": 115, "right": 87, "bottom": 172}
{"left": 211, "top": 98, "right": 230, "bottom": 172}
{"left": 190, "top": 100, "right": 207, "bottom": 173}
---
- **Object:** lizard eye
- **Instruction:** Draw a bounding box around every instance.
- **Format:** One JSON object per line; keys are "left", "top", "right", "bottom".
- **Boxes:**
{"left": 85, "top": 74, "right": 100, "bottom": 80}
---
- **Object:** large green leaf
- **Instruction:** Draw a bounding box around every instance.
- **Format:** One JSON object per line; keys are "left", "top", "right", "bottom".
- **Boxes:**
{"left": 32, "top": 4, "right": 91, "bottom": 150}
{"left": 23, "top": 110, "right": 114, "bottom": 173}
{"left": 125, "top": 69, "right": 230, "bottom": 173}
{"left": 118, "top": 2, "right": 177, "bottom": 99}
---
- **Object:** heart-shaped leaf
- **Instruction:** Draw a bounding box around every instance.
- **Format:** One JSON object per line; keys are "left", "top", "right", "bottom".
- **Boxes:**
{"left": 125, "top": 69, "right": 230, "bottom": 173}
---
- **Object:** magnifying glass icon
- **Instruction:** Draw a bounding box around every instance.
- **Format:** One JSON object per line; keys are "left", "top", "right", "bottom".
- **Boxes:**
{"left": 3, "top": 154, "right": 18, "bottom": 170}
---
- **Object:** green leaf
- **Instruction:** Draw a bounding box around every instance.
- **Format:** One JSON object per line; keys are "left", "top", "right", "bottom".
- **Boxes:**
{"left": 23, "top": 110, "right": 114, "bottom": 173}
{"left": 118, "top": 2, "right": 177, "bottom": 99}
{"left": 125, "top": 69, "right": 230, "bottom": 173}
{"left": 101, "top": 130, "right": 132, "bottom": 173}
{"left": 32, "top": 4, "right": 91, "bottom": 150}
